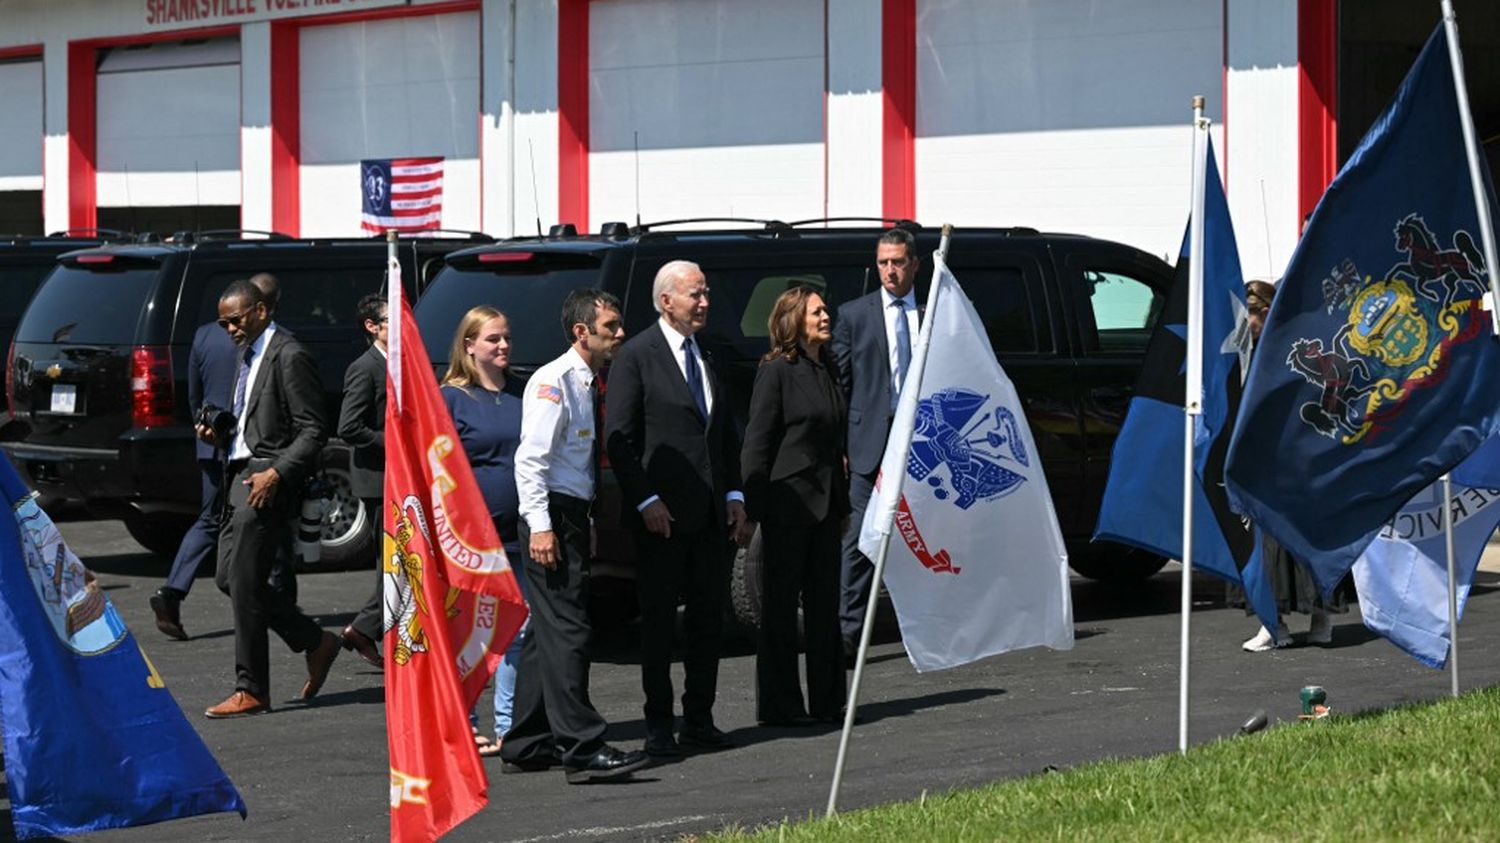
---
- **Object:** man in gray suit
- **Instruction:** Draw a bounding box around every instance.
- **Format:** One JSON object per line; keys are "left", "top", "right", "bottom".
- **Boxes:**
{"left": 831, "top": 228, "right": 922, "bottom": 654}
{"left": 204, "top": 278, "right": 339, "bottom": 718}
{"left": 336, "top": 293, "right": 387, "bottom": 667}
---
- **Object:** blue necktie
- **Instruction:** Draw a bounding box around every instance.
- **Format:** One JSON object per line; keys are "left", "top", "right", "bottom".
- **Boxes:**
{"left": 231, "top": 347, "right": 254, "bottom": 420}
{"left": 683, "top": 337, "right": 708, "bottom": 423}
{"left": 893, "top": 299, "right": 912, "bottom": 411}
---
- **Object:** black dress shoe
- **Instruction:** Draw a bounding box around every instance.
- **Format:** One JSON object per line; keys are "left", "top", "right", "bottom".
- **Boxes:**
{"left": 149, "top": 590, "right": 188, "bottom": 641}
{"left": 564, "top": 745, "right": 649, "bottom": 784}
{"left": 500, "top": 755, "right": 559, "bottom": 774}
{"left": 643, "top": 731, "right": 681, "bottom": 757}
{"left": 678, "top": 723, "right": 733, "bottom": 749}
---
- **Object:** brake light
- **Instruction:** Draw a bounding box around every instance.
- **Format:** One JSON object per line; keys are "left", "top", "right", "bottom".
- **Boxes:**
{"left": 477, "top": 251, "right": 535, "bottom": 263}
{"left": 76, "top": 254, "right": 115, "bottom": 264}
{"left": 130, "top": 346, "right": 175, "bottom": 428}
{"left": 4, "top": 341, "right": 13, "bottom": 415}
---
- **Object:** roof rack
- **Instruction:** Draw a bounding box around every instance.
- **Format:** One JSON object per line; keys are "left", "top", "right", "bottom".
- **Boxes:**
{"left": 377, "top": 229, "right": 494, "bottom": 243}
{"left": 46, "top": 228, "right": 131, "bottom": 239}
{"left": 783, "top": 217, "right": 921, "bottom": 230}
{"left": 633, "top": 217, "right": 791, "bottom": 233}
{"left": 170, "top": 229, "right": 294, "bottom": 244}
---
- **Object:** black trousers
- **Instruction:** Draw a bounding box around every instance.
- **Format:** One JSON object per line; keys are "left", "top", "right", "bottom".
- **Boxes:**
{"left": 634, "top": 517, "right": 730, "bottom": 733}
{"left": 838, "top": 469, "right": 878, "bottom": 641}
{"left": 757, "top": 516, "right": 845, "bottom": 722}
{"left": 348, "top": 496, "right": 384, "bottom": 641}
{"left": 215, "top": 466, "right": 325, "bottom": 699}
{"left": 501, "top": 495, "right": 609, "bottom": 766}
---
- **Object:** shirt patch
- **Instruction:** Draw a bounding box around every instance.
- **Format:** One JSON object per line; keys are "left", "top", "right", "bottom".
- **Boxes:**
{"left": 536, "top": 383, "right": 562, "bottom": 403}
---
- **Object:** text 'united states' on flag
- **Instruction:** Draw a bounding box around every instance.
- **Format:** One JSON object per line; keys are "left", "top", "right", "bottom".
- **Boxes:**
{"left": 361, "top": 158, "right": 444, "bottom": 234}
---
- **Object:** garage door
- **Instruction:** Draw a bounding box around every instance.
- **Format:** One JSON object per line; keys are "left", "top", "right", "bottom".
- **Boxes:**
{"left": 0, "top": 58, "right": 43, "bottom": 232}
{"left": 589, "top": 0, "right": 826, "bottom": 227}
{"left": 298, "top": 12, "right": 480, "bottom": 237}
{"left": 96, "top": 38, "right": 241, "bottom": 211}
{"left": 916, "top": 0, "right": 1224, "bottom": 260}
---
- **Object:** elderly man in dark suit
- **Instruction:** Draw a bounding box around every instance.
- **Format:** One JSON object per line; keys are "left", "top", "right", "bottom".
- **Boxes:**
{"left": 606, "top": 259, "right": 752, "bottom": 757}
{"left": 336, "top": 293, "right": 387, "bottom": 667}
{"left": 204, "top": 278, "right": 338, "bottom": 719}
{"left": 831, "top": 227, "right": 923, "bottom": 655}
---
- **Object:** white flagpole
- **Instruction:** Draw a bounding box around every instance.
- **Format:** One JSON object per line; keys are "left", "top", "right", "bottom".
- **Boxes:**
{"left": 826, "top": 224, "right": 953, "bottom": 818}
{"left": 1442, "top": 473, "right": 1460, "bottom": 696}
{"left": 386, "top": 230, "right": 402, "bottom": 413}
{"left": 1441, "top": 0, "right": 1500, "bottom": 334}
{"left": 1179, "top": 96, "right": 1209, "bottom": 755}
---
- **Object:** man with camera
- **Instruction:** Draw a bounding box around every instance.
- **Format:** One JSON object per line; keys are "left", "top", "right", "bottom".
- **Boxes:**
{"left": 150, "top": 272, "right": 294, "bottom": 640}
{"left": 203, "top": 278, "right": 339, "bottom": 719}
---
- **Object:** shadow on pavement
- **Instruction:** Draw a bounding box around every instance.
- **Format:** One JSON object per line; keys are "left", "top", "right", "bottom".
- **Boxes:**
{"left": 84, "top": 552, "right": 169, "bottom": 577}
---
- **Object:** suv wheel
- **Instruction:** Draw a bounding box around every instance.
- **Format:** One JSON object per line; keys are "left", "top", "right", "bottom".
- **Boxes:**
{"left": 1069, "top": 541, "right": 1168, "bottom": 583}
{"left": 123, "top": 512, "right": 194, "bottom": 559}
{"left": 312, "top": 454, "right": 376, "bottom": 570}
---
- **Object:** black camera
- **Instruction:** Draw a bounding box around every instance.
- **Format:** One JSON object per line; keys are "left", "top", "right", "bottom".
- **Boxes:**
{"left": 196, "top": 403, "right": 237, "bottom": 438}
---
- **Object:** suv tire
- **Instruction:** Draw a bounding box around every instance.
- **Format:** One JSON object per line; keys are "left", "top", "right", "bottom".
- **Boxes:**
{"left": 310, "top": 448, "right": 376, "bottom": 571}
{"left": 1069, "top": 541, "right": 1168, "bottom": 583}
{"left": 123, "top": 512, "right": 194, "bottom": 559}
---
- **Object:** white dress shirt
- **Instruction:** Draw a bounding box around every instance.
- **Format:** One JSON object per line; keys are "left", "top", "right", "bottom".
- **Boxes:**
{"left": 881, "top": 287, "right": 919, "bottom": 400}
{"left": 228, "top": 322, "right": 277, "bottom": 462}
{"left": 635, "top": 320, "right": 742, "bottom": 513}
{"left": 515, "top": 345, "right": 598, "bottom": 533}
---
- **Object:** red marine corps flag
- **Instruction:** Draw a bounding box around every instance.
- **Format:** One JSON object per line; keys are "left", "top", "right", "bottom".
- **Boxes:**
{"left": 382, "top": 253, "right": 527, "bottom": 842}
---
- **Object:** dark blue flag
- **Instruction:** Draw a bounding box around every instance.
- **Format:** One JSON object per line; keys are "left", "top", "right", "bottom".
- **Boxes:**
{"left": 1224, "top": 25, "right": 1500, "bottom": 595}
{"left": 1095, "top": 140, "right": 1279, "bottom": 634}
{"left": 0, "top": 462, "right": 245, "bottom": 839}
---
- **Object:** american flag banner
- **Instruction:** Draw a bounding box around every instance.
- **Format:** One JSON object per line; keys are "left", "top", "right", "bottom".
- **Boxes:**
{"left": 361, "top": 157, "right": 444, "bottom": 233}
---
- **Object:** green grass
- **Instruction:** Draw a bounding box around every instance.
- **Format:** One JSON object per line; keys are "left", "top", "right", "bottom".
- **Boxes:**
{"left": 705, "top": 686, "right": 1500, "bottom": 842}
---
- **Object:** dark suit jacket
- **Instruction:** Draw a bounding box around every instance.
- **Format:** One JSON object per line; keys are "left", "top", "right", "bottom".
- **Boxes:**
{"left": 337, "top": 345, "right": 386, "bottom": 498}
{"left": 832, "top": 289, "right": 896, "bottom": 476}
{"left": 242, "top": 328, "right": 328, "bottom": 486}
{"left": 605, "top": 324, "right": 742, "bottom": 532}
{"left": 740, "top": 353, "right": 850, "bottom": 526}
{"left": 189, "top": 321, "right": 238, "bottom": 461}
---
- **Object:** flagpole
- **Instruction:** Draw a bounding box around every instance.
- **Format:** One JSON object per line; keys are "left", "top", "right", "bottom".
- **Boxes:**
{"left": 386, "top": 230, "right": 402, "bottom": 413}
{"left": 1440, "top": 0, "right": 1500, "bottom": 335}
{"left": 1442, "top": 473, "right": 1460, "bottom": 696}
{"left": 826, "top": 223, "right": 953, "bottom": 818}
{"left": 1179, "top": 96, "right": 1209, "bottom": 756}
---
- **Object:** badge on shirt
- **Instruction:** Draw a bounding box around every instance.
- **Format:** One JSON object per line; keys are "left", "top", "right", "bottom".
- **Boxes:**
{"left": 536, "top": 383, "right": 562, "bottom": 403}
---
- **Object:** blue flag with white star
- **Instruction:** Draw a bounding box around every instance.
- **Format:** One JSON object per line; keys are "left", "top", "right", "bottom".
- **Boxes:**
{"left": 1094, "top": 140, "right": 1279, "bottom": 633}
{"left": 1224, "top": 25, "right": 1500, "bottom": 595}
{"left": 0, "top": 459, "right": 245, "bottom": 839}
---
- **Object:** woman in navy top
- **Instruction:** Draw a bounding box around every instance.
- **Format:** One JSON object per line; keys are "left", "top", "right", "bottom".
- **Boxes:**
{"left": 440, "top": 304, "right": 527, "bottom": 756}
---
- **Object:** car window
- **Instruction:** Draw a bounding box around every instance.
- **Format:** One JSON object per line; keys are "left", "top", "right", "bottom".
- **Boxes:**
{"left": 196, "top": 267, "right": 383, "bottom": 337}
{"left": 0, "top": 264, "right": 54, "bottom": 323}
{"left": 18, "top": 265, "right": 157, "bottom": 344}
{"left": 415, "top": 265, "right": 606, "bottom": 370}
{"left": 950, "top": 266, "right": 1040, "bottom": 354}
{"left": 1082, "top": 269, "right": 1162, "bottom": 353}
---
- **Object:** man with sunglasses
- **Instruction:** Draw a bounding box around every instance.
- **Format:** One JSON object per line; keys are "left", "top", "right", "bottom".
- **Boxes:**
{"left": 203, "top": 278, "right": 339, "bottom": 719}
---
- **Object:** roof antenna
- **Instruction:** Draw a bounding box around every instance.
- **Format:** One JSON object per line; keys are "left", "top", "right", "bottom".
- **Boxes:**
{"left": 634, "top": 129, "right": 641, "bottom": 228}
{"left": 124, "top": 164, "right": 141, "bottom": 239}
{"left": 1258, "top": 178, "right": 1274, "bottom": 281}
{"left": 528, "top": 138, "right": 542, "bottom": 237}
{"left": 193, "top": 159, "right": 202, "bottom": 235}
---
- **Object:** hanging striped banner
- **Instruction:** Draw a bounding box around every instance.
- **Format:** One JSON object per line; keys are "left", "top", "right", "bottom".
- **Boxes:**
{"left": 360, "top": 157, "right": 444, "bottom": 233}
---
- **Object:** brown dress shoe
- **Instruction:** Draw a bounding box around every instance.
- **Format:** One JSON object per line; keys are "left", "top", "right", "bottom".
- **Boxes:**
{"left": 340, "top": 624, "right": 382, "bottom": 668}
{"left": 300, "top": 630, "right": 340, "bottom": 700}
{"left": 149, "top": 591, "right": 188, "bottom": 641}
{"left": 205, "top": 690, "right": 270, "bottom": 719}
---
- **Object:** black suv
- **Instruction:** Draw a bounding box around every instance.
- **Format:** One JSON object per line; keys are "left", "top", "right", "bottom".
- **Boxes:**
{"left": 3, "top": 231, "right": 489, "bottom": 563}
{"left": 414, "top": 220, "right": 1174, "bottom": 623}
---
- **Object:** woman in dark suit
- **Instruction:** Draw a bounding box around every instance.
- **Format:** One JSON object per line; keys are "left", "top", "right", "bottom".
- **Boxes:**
{"left": 741, "top": 287, "right": 849, "bottom": 726}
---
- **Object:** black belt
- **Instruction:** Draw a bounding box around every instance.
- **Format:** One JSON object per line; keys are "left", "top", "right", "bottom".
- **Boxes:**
{"left": 548, "top": 492, "right": 592, "bottom": 516}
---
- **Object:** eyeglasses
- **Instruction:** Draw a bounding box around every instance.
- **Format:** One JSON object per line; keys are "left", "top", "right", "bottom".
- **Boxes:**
{"left": 218, "top": 309, "right": 255, "bottom": 329}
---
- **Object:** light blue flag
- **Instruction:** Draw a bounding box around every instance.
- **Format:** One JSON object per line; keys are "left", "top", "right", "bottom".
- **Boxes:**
{"left": 1353, "top": 442, "right": 1500, "bottom": 668}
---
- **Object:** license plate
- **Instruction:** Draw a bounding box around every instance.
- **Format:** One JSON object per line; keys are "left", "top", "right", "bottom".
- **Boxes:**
{"left": 50, "top": 384, "right": 77, "bottom": 414}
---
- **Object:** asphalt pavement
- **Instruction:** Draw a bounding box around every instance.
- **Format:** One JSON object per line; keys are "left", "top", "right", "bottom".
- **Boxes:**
{"left": 5, "top": 518, "right": 1500, "bottom": 842}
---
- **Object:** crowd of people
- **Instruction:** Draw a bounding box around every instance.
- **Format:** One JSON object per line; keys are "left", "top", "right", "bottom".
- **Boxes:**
{"left": 138, "top": 228, "right": 1338, "bottom": 783}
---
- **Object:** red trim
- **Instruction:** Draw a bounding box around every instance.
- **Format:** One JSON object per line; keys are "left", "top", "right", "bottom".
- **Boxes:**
{"left": 0, "top": 43, "right": 43, "bottom": 60}
{"left": 74, "top": 25, "right": 237, "bottom": 49}
{"left": 1297, "top": 0, "right": 1338, "bottom": 227}
{"left": 270, "top": 22, "right": 300, "bottom": 237}
{"left": 67, "top": 43, "right": 96, "bottom": 232}
{"left": 557, "top": 0, "right": 590, "bottom": 233}
{"left": 1220, "top": 0, "right": 1229, "bottom": 187}
{"left": 882, "top": 0, "right": 916, "bottom": 221}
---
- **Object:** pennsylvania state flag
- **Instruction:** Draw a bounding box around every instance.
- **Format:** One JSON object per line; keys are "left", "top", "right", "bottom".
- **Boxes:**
{"left": 0, "top": 460, "right": 245, "bottom": 839}
{"left": 1224, "top": 25, "right": 1500, "bottom": 594}
{"left": 1095, "top": 140, "right": 1279, "bottom": 635}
